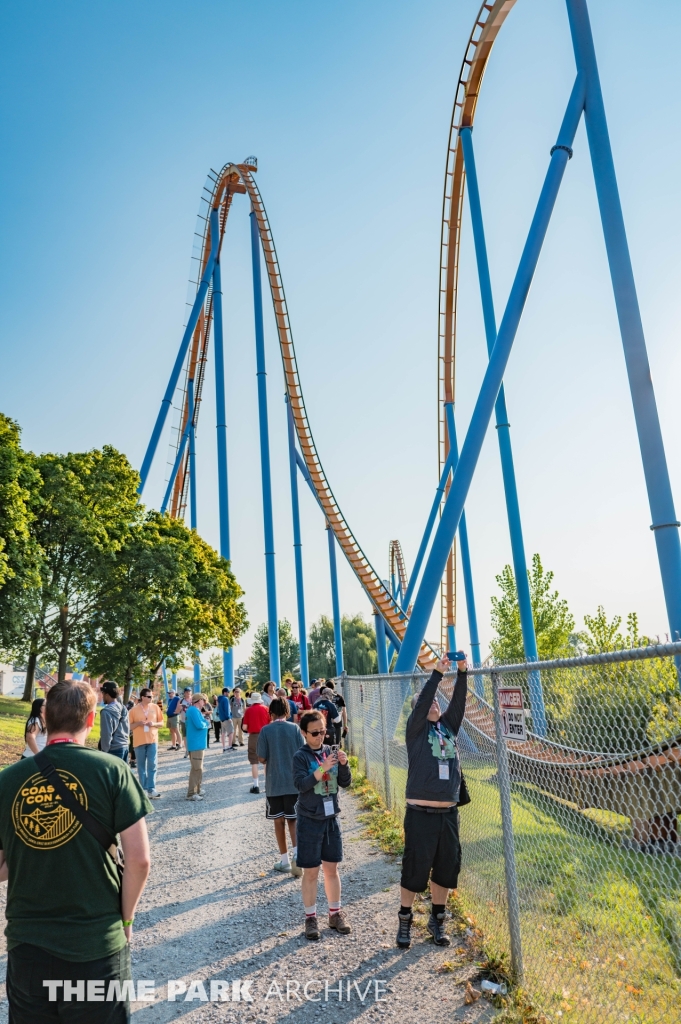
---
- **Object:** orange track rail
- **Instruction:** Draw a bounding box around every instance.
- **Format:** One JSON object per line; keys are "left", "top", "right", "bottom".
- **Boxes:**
{"left": 168, "top": 162, "right": 437, "bottom": 670}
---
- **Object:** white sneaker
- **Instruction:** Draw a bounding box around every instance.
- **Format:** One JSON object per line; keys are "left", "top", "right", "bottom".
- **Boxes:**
{"left": 186, "top": 793, "right": 204, "bottom": 801}
{"left": 148, "top": 790, "right": 162, "bottom": 799}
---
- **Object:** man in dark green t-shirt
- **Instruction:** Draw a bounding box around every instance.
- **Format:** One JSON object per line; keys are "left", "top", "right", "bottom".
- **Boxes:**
{"left": 0, "top": 680, "right": 152, "bottom": 1023}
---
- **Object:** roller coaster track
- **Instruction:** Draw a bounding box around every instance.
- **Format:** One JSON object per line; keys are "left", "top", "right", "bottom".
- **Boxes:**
{"left": 389, "top": 539, "right": 410, "bottom": 613}
{"left": 438, "top": 0, "right": 517, "bottom": 649}
{"left": 165, "top": 161, "right": 437, "bottom": 670}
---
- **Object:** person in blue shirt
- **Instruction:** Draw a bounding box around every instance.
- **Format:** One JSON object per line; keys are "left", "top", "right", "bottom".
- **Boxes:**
{"left": 185, "top": 693, "right": 211, "bottom": 802}
{"left": 166, "top": 690, "right": 182, "bottom": 751}
{"left": 217, "top": 687, "right": 234, "bottom": 752}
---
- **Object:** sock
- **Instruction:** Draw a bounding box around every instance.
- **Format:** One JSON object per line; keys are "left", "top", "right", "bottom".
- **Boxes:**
{"left": 399, "top": 905, "right": 413, "bottom": 917}
{"left": 304, "top": 904, "right": 317, "bottom": 918}
{"left": 329, "top": 901, "right": 341, "bottom": 914}
{"left": 291, "top": 846, "right": 297, "bottom": 859}
{"left": 280, "top": 852, "right": 290, "bottom": 867}
{"left": 432, "top": 903, "right": 446, "bottom": 918}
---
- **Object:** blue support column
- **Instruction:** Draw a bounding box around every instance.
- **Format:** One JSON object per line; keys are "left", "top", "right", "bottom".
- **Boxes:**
{"left": 567, "top": 0, "right": 681, "bottom": 655}
{"left": 171, "top": 672, "right": 177, "bottom": 694}
{"left": 459, "top": 128, "right": 541, "bottom": 713}
{"left": 250, "top": 210, "right": 280, "bottom": 683}
{"left": 395, "top": 75, "right": 586, "bottom": 677}
{"left": 212, "top": 257, "right": 234, "bottom": 691}
{"left": 444, "top": 404, "right": 483, "bottom": 695}
{"left": 286, "top": 395, "right": 310, "bottom": 686}
{"left": 374, "top": 609, "right": 389, "bottom": 674}
{"left": 188, "top": 378, "right": 197, "bottom": 531}
{"left": 193, "top": 656, "right": 201, "bottom": 694}
{"left": 139, "top": 208, "right": 220, "bottom": 494}
{"left": 326, "top": 523, "right": 344, "bottom": 675}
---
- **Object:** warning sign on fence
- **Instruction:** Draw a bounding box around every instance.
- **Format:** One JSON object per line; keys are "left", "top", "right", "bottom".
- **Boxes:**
{"left": 498, "top": 687, "right": 527, "bottom": 743}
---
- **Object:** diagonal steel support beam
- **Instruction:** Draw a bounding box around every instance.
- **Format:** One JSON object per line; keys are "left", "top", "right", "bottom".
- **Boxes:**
{"left": 460, "top": 125, "right": 545, "bottom": 730}
{"left": 396, "top": 74, "right": 586, "bottom": 673}
{"left": 139, "top": 208, "right": 220, "bottom": 494}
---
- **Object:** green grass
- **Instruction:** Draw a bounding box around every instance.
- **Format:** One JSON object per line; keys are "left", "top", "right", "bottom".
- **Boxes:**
{"left": 459, "top": 763, "right": 681, "bottom": 1024}
{"left": 0, "top": 694, "right": 173, "bottom": 767}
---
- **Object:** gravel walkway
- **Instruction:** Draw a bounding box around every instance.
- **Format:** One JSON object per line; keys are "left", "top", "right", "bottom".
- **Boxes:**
{"left": 0, "top": 742, "right": 497, "bottom": 1023}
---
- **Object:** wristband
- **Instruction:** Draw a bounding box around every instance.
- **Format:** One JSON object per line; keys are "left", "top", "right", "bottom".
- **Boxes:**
{"left": 122, "top": 919, "right": 134, "bottom": 927}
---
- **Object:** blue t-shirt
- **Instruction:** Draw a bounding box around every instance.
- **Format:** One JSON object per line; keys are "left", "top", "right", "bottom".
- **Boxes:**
{"left": 217, "top": 695, "right": 232, "bottom": 722}
{"left": 167, "top": 696, "right": 181, "bottom": 716}
{"left": 185, "top": 705, "right": 210, "bottom": 752}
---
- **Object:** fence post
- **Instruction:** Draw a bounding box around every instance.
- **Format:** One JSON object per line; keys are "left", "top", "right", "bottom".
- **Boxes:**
{"left": 492, "top": 671, "right": 524, "bottom": 983}
{"left": 379, "top": 678, "right": 392, "bottom": 808}
{"left": 362, "top": 685, "right": 371, "bottom": 782}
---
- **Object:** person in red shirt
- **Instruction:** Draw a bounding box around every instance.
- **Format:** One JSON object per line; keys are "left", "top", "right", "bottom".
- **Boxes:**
{"left": 243, "top": 692, "right": 270, "bottom": 793}
{"left": 289, "top": 681, "right": 311, "bottom": 714}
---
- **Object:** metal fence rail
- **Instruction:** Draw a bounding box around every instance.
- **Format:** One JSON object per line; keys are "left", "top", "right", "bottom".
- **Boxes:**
{"left": 339, "top": 644, "right": 681, "bottom": 1024}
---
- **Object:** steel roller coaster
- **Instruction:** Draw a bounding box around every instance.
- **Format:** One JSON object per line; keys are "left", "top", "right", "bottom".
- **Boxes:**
{"left": 139, "top": 0, "right": 681, "bottom": 712}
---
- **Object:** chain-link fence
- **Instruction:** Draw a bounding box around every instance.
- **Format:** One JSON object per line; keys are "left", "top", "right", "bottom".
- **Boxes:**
{"left": 339, "top": 642, "right": 681, "bottom": 1024}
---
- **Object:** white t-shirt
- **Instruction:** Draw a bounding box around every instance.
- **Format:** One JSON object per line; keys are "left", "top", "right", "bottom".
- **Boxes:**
{"left": 22, "top": 719, "right": 47, "bottom": 758}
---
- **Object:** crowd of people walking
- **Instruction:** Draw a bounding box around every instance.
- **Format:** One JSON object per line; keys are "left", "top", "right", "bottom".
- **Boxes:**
{"left": 2, "top": 655, "right": 469, "bottom": 1021}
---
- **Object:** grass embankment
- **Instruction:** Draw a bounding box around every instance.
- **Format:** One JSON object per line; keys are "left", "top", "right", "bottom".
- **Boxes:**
{"left": 460, "top": 763, "right": 681, "bottom": 1024}
{"left": 0, "top": 694, "right": 172, "bottom": 768}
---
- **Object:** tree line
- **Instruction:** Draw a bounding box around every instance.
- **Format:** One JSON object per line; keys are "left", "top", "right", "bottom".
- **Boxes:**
{"left": 250, "top": 613, "right": 379, "bottom": 683}
{"left": 0, "top": 414, "right": 248, "bottom": 699}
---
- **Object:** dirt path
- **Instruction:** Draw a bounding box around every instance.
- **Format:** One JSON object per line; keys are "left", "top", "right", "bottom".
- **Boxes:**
{"left": 0, "top": 742, "right": 497, "bottom": 1023}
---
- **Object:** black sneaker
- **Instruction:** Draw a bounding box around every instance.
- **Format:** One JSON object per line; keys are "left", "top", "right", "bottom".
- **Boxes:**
{"left": 249, "top": 785, "right": 260, "bottom": 794}
{"left": 427, "top": 911, "right": 450, "bottom": 946}
{"left": 396, "top": 911, "right": 413, "bottom": 949}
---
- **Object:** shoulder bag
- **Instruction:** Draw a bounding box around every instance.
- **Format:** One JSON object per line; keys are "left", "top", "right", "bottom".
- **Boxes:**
{"left": 34, "top": 750, "right": 125, "bottom": 882}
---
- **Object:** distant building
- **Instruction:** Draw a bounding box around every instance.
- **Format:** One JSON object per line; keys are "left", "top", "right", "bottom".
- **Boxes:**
{"left": 235, "top": 662, "right": 255, "bottom": 685}
{"left": 0, "top": 664, "right": 26, "bottom": 697}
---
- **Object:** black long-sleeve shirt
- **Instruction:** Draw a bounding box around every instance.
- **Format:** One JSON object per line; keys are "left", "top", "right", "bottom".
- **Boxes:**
{"left": 405, "top": 669, "right": 467, "bottom": 804}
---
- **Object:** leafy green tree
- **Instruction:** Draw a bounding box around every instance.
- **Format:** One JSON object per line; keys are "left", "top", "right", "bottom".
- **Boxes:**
{"left": 307, "top": 613, "right": 377, "bottom": 677}
{"left": 490, "top": 554, "right": 576, "bottom": 664}
{"left": 340, "top": 613, "right": 377, "bottom": 675}
{"left": 0, "top": 415, "right": 41, "bottom": 655}
{"left": 251, "top": 619, "right": 299, "bottom": 684}
{"left": 307, "top": 615, "right": 335, "bottom": 678}
{"left": 84, "top": 512, "right": 247, "bottom": 700}
{"left": 18, "top": 447, "right": 142, "bottom": 695}
{"left": 581, "top": 607, "right": 648, "bottom": 653}
{"left": 203, "top": 651, "right": 225, "bottom": 690}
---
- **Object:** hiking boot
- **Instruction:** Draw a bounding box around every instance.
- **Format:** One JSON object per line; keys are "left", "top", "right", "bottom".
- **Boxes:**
{"left": 328, "top": 910, "right": 351, "bottom": 934}
{"left": 290, "top": 855, "right": 303, "bottom": 878}
{"left": 304, "top": 916, "right": 320, "bottom": 940}
{"left": 396, "top": 911, "right": 413, "bottom": 948}
{"left": 427, "top": 911, "right": 450, "bottom": 946}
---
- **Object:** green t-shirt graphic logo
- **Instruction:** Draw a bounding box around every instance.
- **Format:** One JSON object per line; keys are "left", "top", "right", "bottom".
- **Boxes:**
{"left": 12, "top": 770, "right": 86, "bottom": 850}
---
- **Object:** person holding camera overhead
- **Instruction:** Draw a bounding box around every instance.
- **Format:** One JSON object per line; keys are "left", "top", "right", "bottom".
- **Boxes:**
{"left": 396, "top": 652, "right": 469, "bottom": 950}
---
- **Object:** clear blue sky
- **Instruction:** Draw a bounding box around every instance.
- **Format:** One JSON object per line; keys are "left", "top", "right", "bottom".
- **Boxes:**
{"left": 2, "top": 0, "right": 681, "bottom": 667}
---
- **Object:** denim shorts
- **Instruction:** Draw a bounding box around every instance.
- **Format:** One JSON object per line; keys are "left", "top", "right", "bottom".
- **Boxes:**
{"left": 296, "top": 813, "right": 343, "bottom": 868}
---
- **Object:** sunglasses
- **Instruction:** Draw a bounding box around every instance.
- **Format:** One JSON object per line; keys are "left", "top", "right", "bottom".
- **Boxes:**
{"left": 141, "top": 694, "right": 152, "bottom": 699}
{"left": 306, "top": 729, "right": 325, "bottom": 737}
